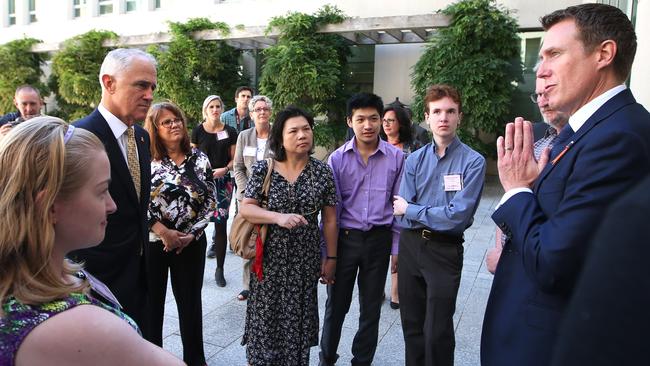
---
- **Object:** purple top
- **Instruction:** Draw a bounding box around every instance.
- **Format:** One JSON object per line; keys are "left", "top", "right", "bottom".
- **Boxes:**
{"left": 328, "top": 138, "right": 404, "bottom": 254}
{"left": 0, "top": 292, "right": 139, "bottom": 366}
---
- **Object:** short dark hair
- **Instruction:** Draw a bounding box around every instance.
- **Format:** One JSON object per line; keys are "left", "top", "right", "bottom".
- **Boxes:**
{"left": 269, "top": 106, "right": 315, "bottom": 162}
{"left": 346, "top": 93, "right": 384, "bottom": 119}
{"left": 144, "top": 101, "right": 191, "bottom": 160}
{"left": 424, "top": 84, "right": 462, "bottom": 114}
{"left": 235, "top": 86, "right": 254, "bottom": 99}
{"left": 541, "top": 3, "right": 637, "bottom": 81}
{"left": 380, "top": 105, "right": 413, "bottom": 144}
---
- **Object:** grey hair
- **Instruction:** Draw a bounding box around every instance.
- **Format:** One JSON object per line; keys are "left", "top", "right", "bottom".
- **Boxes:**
{"left": 99, "top": 48, "right": 157, "bottom": 90}
{"left": 248, "top": 95, "right": 273, "bottom": 111}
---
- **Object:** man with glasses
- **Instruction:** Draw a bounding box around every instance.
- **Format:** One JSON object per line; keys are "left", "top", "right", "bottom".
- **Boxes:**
{"left": 319, "top": 93, "right": 404, "bottom": 366}
{"left": 221, "top": 86, "right": 253, "bottom": 132}
{"left": 486, "top": 78, "right": 569, "bottom": 274}
{"left": 393, "top": 84, "right": 486, "bottom": 366}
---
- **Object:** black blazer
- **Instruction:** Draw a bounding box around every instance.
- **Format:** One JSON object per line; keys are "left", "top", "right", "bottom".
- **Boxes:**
{"left": 70, "top": 109, "right": 151, "bottom": 322}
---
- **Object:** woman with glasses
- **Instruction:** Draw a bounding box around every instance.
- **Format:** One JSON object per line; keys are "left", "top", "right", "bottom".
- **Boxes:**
{"left": 0, "top": 117, "right": 183, "bottom": 365}
{"left": 380, "top": 105, "right": 422, "bottom": 310}
{"left": 144, "top": 102, "right": 216, "bottom": 366}
{"left": 191, "top": 95, "right": 237, "bottom": 287}
{"left": 239, "top": 106, "right": 338, "bottom": 365}
{"left": 232, "top": 95, "right": 273, "bottom": 301}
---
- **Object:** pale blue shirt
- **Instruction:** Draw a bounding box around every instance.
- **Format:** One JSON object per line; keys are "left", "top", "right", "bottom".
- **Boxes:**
{"left": 397, "top": 137, "right": 486, "bottom": 235}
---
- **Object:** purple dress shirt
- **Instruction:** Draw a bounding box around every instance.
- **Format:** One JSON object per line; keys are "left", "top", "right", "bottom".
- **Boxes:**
{"left": 328, "top": 138, "right": 404, "bottom": 254}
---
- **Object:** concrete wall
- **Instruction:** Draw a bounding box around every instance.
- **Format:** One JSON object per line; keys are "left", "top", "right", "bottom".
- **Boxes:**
{"left": 373, "top": 43, "right": 426, "bottom": 111}
{"left": 0, "top": 0, "right": 579, "bottom": 44}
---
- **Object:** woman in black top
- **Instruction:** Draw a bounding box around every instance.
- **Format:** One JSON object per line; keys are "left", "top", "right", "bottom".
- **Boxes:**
{"left": 191, "top": 95, "right": 237, "bottom": 287}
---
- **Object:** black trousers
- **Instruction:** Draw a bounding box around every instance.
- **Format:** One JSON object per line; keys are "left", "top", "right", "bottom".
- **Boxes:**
{"left": 398, "top": 229, "right": 464, "bottom": 366}
{"left": 145, "top": 235, "right": 207, "bottom": 366}
{"left": 320, "top": 226, "right": 392, "bottom": 366}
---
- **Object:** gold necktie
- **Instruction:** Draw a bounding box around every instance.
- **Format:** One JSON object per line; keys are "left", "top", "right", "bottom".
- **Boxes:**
{"left": 126, "top": 127, "right": 141, "bottom": 200}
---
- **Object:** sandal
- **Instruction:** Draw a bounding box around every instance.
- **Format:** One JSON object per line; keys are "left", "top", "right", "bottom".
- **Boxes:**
{"left": 237, "top": 290, "right": 250, "bottom": 301}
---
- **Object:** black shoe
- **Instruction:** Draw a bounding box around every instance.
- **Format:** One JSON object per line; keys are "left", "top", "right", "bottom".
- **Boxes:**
{"left": 206, "top": 244, "right": 216, "bottom": 259}
{"left": 237, "top": 290, "right": 250, "bottom": 301}
{"left": 215, "top": 267, "right": 226, "bottom": 287}
{"left": 390, "top": 301, "right": 400, "bottom": 310}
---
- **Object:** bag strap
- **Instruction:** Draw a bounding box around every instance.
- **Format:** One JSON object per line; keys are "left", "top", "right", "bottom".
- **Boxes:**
{"left": 260, "top": 158, "right": 274, "bottom": 209}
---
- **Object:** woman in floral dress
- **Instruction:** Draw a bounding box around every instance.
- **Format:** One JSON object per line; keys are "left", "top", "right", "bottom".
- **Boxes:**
{"left": 239, "top": 106, "right": 338, "bottom": 365}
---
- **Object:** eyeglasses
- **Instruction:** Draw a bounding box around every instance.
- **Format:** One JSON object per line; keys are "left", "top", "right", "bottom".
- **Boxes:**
{"left": 253, "top": 107, "right": 271, "bottom": 113}
{"left": 159, "top": 118, "right": 184, "bottom": 129}
{"left": 382, "top": 118, "right": 397, "bottom": 125}
{"left": 530, "top": 93, "right": 544, "bottom": 104}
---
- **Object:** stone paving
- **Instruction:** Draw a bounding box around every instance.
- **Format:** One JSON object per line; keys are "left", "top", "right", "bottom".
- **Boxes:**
{"left": 162, "top": 177, "right": 504, "bottom": 365}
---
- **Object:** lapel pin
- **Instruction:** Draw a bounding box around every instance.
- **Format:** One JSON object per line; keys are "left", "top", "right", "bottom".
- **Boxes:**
{"left": 140, "top": 137, "right": 144, "bottom": 143}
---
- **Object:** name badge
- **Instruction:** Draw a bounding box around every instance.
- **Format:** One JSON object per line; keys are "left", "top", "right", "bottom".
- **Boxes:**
{"left": 216, "top": 130, "right": 229, "bottom": 141}
{"left": 443, "top": 174, "right": 463, "bottom": 192}
{"left": 243, "top": 146, "right": 256, "bottom": 157}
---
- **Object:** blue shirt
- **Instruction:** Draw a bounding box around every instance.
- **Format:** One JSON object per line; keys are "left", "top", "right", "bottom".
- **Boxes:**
{"left": 220, "top": 107, "right": 251, "bottom": 132}
{"left": 397, "top": 136, "right": 486, "bottom": 235}
{"left": 329, "top": 138, "right": 404, "bottom": 254}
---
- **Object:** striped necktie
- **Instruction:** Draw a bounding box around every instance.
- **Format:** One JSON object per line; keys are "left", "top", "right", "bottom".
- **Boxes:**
{"left": 126, "top": 127, "right": 141, "bottom": 200}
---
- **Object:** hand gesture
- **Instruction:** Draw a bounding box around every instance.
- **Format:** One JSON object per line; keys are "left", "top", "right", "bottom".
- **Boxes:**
{"left": 276, "top": 213, "right": 308, "bottom": 230}
{"left": 496, "top": 118, "right": 540, "bottom": 191}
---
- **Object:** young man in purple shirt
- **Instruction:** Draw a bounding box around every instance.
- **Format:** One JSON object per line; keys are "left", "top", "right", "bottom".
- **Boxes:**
{"left": 319, "top": 93, "right": 404, "bottom": 366}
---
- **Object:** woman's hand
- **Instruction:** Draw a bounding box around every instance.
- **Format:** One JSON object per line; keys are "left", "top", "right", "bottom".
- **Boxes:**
{"left": 320, "top": 258, "right": 336, "bottom": 285}
{"left": 174, "top": 233, "right": 195, "bottom": 254}
{"left": 159, "top": 228, "right": 185, "bottom": 252}
{"left": 275, "top": 213, "right": 308, "bottom": 230}
{"left": 212, "top": 167, "right": 229, "bottom": 179}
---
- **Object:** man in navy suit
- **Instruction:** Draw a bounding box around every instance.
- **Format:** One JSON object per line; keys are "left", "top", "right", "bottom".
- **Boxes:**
{"left": 481, "top": 4, "right": 650, "bottom": 366}
{"left": 70, "top": 48, "right": 157, "bottom": 331}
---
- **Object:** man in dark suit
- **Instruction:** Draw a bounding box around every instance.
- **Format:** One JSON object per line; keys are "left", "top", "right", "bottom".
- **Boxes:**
{"left": 481, "top": 4, "right": 650, "bottom": 366}
{"left": 70, "top": 48, "right": 157, "bottom": 331}
{"left": 551, "top": 174, "right": 650, "bottom": 365}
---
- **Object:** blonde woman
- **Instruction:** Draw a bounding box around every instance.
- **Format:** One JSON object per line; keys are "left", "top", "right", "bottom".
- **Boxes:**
{"left": 0, "top": 117, "right": 183, "bottom": 365}
{"left": 191, "top": 95, "right": 237, "bottom": 287}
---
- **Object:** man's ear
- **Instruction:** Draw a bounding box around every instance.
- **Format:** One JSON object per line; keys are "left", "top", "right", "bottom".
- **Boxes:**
{"left": 458, "top": 112, "right": 463, "bottom": 126}
{"left": 595, "top": 39, "right": 616, "bottom": 72}
{"left": 13, "top": 97, "right": 19, "bottom": 109}
{"left": 101, "top": 74, "right": 115, "bottom": 93}
{"left": 346, "top": 117, "right": 353, "bottom": 128}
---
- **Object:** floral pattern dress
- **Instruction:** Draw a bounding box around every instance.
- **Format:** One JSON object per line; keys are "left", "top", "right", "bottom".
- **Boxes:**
{"left": 242, "top": 158, "right": 337, "bottom": 366}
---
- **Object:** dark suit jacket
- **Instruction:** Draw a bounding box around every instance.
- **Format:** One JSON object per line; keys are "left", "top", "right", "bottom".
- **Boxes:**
{"left": 70, "top": 109, "right": 151, "bottom": 326}
{"left": 551, "top": 174, "right": 650, "bottom": 365}
{"left": 481, "top": 89, "right": 650, "bottom": 366}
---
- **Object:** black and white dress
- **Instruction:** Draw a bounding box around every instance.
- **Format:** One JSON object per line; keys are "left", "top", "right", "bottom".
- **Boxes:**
{"left": 242, "top": 158, "right": 337, "bottom": 366}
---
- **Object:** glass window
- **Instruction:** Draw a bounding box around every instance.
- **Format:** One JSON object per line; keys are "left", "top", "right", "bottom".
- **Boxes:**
{"left": 29, "top": 0, "right": 37, "bottom": 23}
{"left": 8, "top": 0, "right": 16, "bottom": 25}
{"left": 73, "top": 0, "right": 87, "bottom": 18}
{"left": 154, "top": 0, "right": 161, "bottom": 9}
{"left": 99, "top": 0, "right": 113, "bottom": 15}
{"left": 126, "top": 0, "right": 136, "bottom": 12}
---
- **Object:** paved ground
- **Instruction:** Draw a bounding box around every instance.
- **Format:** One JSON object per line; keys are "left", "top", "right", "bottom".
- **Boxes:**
{"left": 162, "top": 177, "right": 503, "bottom": 365}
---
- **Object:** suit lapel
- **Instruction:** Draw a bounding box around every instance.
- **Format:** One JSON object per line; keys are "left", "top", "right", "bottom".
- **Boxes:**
{"left": 93, "top": 112, "right": 140, "bottom": 204}
{"left": 535, "top": 89, "right": 637, "bottom": 191}
{"left": 134, "top": 125, "right": 150, "bottom": 206}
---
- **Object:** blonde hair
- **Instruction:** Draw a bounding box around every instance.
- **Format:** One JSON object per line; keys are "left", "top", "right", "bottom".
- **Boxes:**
{"left": 0, "top": 117, "right": 103, "bottom": 311}
{"left": 201, "top": 95, "right": 225, "bottom": 121}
